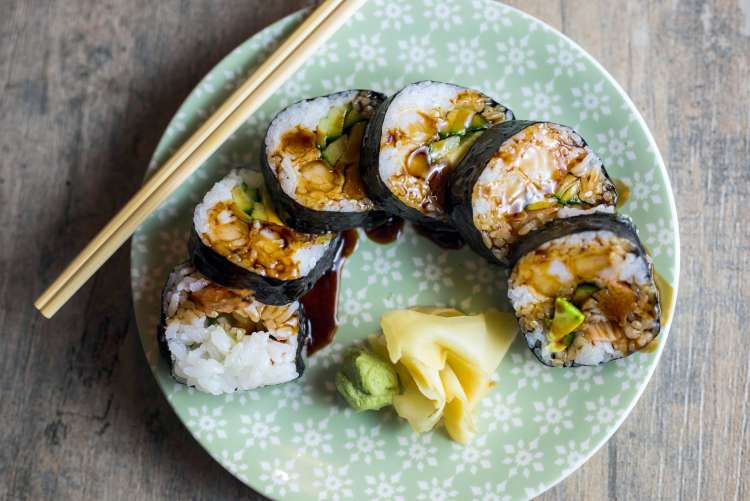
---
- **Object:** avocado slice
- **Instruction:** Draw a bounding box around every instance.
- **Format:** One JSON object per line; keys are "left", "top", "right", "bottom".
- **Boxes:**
{"left": 467, "top": 113, "right": 488, "bottom": 132}
{"left": 316, "top": 104, "right": 348, "bottom": 147}
{"left": 572, "top": 283, "right": 599, "bottom": 305}
{"left": 322, "top": 135, "right": 348, "bottom": 166}
{"left": 548, "top": 332, "right": 577, "bottom": 353}
{"left": 230, "top": 183, "right": 256, "bottom": 222}
{"left": 428, "top": 135, "right": 460, "bottom": 163}
{"left": 549, "top": 297, "right": 585, "bottom": 341}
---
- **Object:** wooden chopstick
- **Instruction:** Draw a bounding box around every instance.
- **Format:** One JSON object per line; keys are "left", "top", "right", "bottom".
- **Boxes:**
{"left": 34, "top": 0, "right": 366, "bottom": 318}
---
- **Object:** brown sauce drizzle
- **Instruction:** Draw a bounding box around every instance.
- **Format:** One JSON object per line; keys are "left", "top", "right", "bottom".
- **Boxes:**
{"left": 302, "top": 229, "right": 358, "bottom": 355}
{"left": 365, "top": 216, "right": 405, "bottom": 244}
{"left": 639, "top": 271, "right": 675, "bottom": 353}
{"left": 413, "top": 223, "right": 465, "bottom": 250}
{"left": 614, "top": 178, "right": 631, "bottom": 208}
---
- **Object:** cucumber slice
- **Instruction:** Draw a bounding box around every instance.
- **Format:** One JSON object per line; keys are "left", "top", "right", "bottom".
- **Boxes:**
{"left": 316, "top": 105, "right": 347, "bottom": 147}
{"left": 467, "top": 113, "right": 488, "bottom": 131}
{"left": 549, "top": 297, "right": 585, "bottom": 341}
{"left": 572, "top": 283, "right": 599, "bottom": 305}
{"left": 428, "top": 136, "right": 460, "bottom": 163}
{"left": 526, "top": 199, "right": 558, "bottom": 211}
{"left": 322, "top": 135, "right": 348, "bottom": 166}
{"left": 443, "top": 131, "right": 481, "bottom": 165}
{"left": 228, "top": 184, "right": 283, "bottom": 225}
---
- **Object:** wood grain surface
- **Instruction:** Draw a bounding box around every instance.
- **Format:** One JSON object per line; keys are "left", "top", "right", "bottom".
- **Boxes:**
{"left": 1, "top": 0, "right": 748, "bottom": 499}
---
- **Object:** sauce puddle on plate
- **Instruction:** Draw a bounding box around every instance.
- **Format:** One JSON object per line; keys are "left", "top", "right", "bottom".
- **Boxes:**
{"left": 639, "top": 271, "right": 675, "bottom": 353}
{"left": 304, "top": 213, "right": 468, "bottom": 354}
{"left": 302, "top": 229, "right": 358, "bottom": 355}
{"left": 614, "top": 178, "right": 631, "bottom": 208}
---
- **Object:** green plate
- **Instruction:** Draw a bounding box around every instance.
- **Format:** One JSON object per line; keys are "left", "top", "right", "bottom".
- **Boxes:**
{"left": 132, "top": 1, "right": 679, "bottom": 499}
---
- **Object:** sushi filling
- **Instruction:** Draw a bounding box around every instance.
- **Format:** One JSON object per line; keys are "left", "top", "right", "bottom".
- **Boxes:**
{"left": 379, "top": 82, "right": 510, "bottom": 215}
{"left": 194, "top": 170, "right": 334, "bottom": 280}
{"left": 472, "top": 123, "right": 617, "bottom": 262}
{"left": 265, "top": 91, "right": 378, "bottom": 212}
{"left": 162, "top": 265, "right": 302, "bottom": 394}
{"left": 508, "top": 231, "right": 659, "bottom": 366}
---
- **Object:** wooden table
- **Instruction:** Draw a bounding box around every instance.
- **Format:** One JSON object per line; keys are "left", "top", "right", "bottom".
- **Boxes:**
{"left": 2, "top": 0, "right": 748, "bottom": 499}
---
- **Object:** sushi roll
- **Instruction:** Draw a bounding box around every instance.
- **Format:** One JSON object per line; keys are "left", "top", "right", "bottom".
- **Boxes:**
{"left": 507, "top": 214, "right": 661, "bottom": 367}
{"left": 262, "top": 90, "right": 388, "bottom": 233}
{"left": 189, "top": 169, "right": 342, "bottom": 305}
{"left": 361, "top": 81, "right": 513, "bottom": 230}
{"left": 158, "top": 263, "right": 310, "bottom": 394}
{"left": 451, "top": 121, "right": 617, "bottom": 266}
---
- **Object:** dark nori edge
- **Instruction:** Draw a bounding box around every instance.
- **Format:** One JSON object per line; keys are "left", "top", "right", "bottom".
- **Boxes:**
{"left": 261, "top": 90, "right": 390, "bottom": 234}
{"left": 507, "top": 213, "right": 661, "bottom": 367}
{"left": 360, "top": 80, "right": 514, "bottom": 232}
{"left": 188, "top": 227, "right": 343, "bottom": 305}
{"left": 450, "top": 120, "right": 619, "bottom": 267}
{"left": 157, "top": 263, "right": 312, "bottom": 387}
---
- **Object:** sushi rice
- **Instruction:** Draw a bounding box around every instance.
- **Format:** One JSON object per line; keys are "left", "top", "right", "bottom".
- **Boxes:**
{"left": 160, "top": 264, "right": 306, "bottom": 395}
{"left": 508, "top": 221, "right": 660, "bottom": 367}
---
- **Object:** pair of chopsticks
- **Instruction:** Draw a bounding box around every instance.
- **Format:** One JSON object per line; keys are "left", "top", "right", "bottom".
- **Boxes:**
{"left": 34, "top": 0, "right": 367, "bottom": 318}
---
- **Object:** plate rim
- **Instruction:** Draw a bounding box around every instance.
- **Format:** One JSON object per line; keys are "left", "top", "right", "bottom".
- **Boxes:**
{"left": 131, "top": 1, "right": 681, "bottom": 498}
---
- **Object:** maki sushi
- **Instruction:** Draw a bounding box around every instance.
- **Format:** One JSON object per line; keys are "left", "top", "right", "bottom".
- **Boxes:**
{"left": 158, "top": 264, "right": 310, "bottom": 395}
{"left": 507, "top": 214, "right": 661, "bottom": 367}
{"left": 361, "top": 81, "right": 513, "bottom": 230}
{"left": 262, "top": 90, "right": 388, "bottom": 233}
{"left": 189, "top": 169, "right": 342, "bottom": 305}
{"left": 451, "top": 121, "right": 617, "bottom": 266}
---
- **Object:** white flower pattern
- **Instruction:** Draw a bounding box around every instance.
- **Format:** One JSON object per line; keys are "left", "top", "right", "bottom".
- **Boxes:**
{"left": 571, "top": 81, "right": 612, "bottom": 122}
{"left": 344, "top": 425, "right": 386, "bottom": 464}
{"left": 186, "top": 405, "right": 227, "bottom": 443}
{"left": 365, "top": 472, "right": 406, "bottom": 501}
{"left": 398, "top": 35, "right": 438, "bottom": 74}
{"left": 312, "top": 464, "right": 353, "bottom": 500}
{"left": 496, "top": 36, "right": 537, "bottom": 75}
{"left": 239, "top": 411, "right": 281, "bottom": 449}
{"left": 447, "top": 37, "right": 487, "bottom": 76}
{"left": 520, "top": 80, "right": 563, "bottom": 121}
{"left": 502, "top": 438, "right": 545, "bottom": 478}
{"left": 397, "top": 432, "right": 438, "bottom": 471}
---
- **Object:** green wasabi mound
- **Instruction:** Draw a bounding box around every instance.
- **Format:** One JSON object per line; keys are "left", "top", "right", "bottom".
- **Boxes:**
{"left": 335, "top": 346, "right": 398, "bottom": 411}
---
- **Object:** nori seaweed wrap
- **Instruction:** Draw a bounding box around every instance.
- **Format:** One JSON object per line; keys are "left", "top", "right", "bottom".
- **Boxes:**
{"left": 360, "top": 80, "right": 514, "bottom": 231}
{"left": 507, "top": 214, "right": 661, "bottom": 367}
{"left": 262, "top": 90, "right": 389, "bottom": 233}
{"left": 451, "top": 121, "right": 617, "bottom": 266}
{"left": 158, "top": 263, "right": 311, "bottom": 394}
{"left": 189, "top": 169, "right": 342, "bottom": 305}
